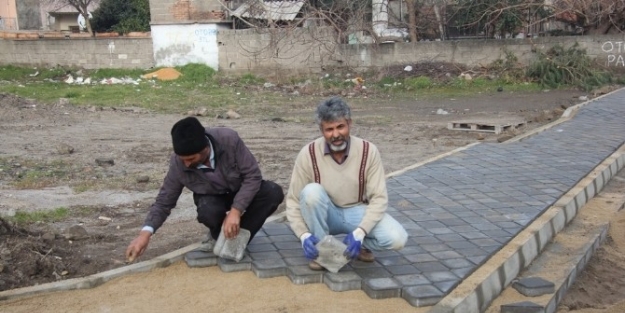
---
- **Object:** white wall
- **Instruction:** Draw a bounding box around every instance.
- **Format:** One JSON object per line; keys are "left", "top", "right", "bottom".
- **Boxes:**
{"left": 151, "top": 23, "right": 227, "bottom": 69}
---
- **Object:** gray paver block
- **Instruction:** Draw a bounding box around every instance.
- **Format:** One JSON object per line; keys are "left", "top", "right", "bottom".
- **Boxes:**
{"left": 395, "top": 273, "right": 430, "bottom": 286}
{"left": 278, "top": 249, "right": 303, "bottom": 258}
{"left": 404, "top": 253, "right": 437, "bottom": 263}
{"left": 424, "top": 271, "right": 458, "bottom": 283}
{"left": 249, "top": 251, "right": 282, "bottom": 261}
{"left": 442, "top": 258, "right": 474, "bottom": 269}
{"left": 218, "top": 255, "right": 252, "bottom": 272}
{"left": 377, "top": 256, "right": 410, "bottom": 266}
{"left": 287, "top": 265, "right": 324, "bottom": 284}
{"left": 434, "top": 280, "right": 460, "bottom": 293}
{"left": 284, "top": 256, "right": 310, "bottom": 266}
{"left": 324, "top": 271, "right": 362, "bottom": 291}
{"left": 249, "top": 236, "right": 272, "bottom": 245}
{"left": 246, "top": 243, "right": 277, "bottom": 252}
{"left": 500, "top": 301, "right": 545, "bottom": 313}
{"left": 274, "top": 241, "right": 301, "bottom": 250}
{"left": 353, "top": 267, "right": 392, "bottom": 279}
{"left": 386, "top": 265, "right": 420, "bottom": 275}
{"left": 269, "top": 234, "right": 299, "bottom": 242}
{"left": 414, "top": 261, "right": 448, "bottom": 272}
{"left": 252, "top": 259, "right": 287, "bottom": 278}
{"left": 512, "top": 277, "right": 555, "bottom": 297}
{"left": 184, "top": 250, "right": 217, "bottom": 268}
{"left": 363, "top": 278, "right": 402, "bottom": 299}
{"left": 402, "top": 285, "right": 444, "bottom": 307}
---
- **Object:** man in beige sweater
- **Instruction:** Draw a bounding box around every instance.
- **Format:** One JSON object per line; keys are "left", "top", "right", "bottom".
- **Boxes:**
{"left": 286, "top": 97, "right": 407, "bottom": 270}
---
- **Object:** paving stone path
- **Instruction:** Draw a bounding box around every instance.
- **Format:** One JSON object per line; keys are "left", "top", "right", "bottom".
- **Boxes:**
{"left": 188, "top": 90, "right": 625, "bottom": 307}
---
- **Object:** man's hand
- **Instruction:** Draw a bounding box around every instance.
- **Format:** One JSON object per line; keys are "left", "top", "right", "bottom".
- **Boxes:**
{"left": 343, "top": 228, "right": 366, "bottom": 259}
{"left": 300, "top": 233, "right": 320, "bottom": 260}
{"left": 222, "top": 208, "right": 241, "bottom": 239}
{"left": 125, "top": 230, "right": 152, "bottom": 263}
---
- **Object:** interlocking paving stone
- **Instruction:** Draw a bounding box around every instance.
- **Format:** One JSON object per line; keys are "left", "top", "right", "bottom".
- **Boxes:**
{"left": 441, "top": 258, "right": 474, "bottom": 269}
{"left": 324, "top": 271, "right": 362, "bottom": 291}
{"left": 287, "top": 265, "right": 324, "bottom": 284}
{"left": 424, "top": 271, "right": 459, "bottom": 283}
{"left": 184, "top": 250, "right": 218, "bottom": 268}
{"left": 363, "top": 278, "right": 402, "bottom": 299}
{"left": 353, "top": 267, "right": 393, "bottom": 279}
{"left": 218, "top": 255, "right": 252, "bottom": 272}
{"left": 402, "top": 285, "right": 445, "bottom": 307}
{"left": 249, "top": 251, "right": 282, "bottom": 261}
{"left": 512, "top": 277, "right": 556, "bottom": 297}
{"left": 283, "top": 256, "right": 309, "bottom": 266}
{"left": 246, "top": 243, "right": 277, "bottom": 253}
{"left": 252, "top": 259, "right": 287, "bottom": 278}
{"left": 219, "top": 92, "right": 625, "bottom": 307}
{"left": 384, "top": 263, "right": 421, "bottom": 275}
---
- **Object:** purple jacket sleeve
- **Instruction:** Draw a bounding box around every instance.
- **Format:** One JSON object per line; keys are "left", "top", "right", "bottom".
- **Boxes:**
{"left": 143, "top": 155, "right": 184, "bottom": 232}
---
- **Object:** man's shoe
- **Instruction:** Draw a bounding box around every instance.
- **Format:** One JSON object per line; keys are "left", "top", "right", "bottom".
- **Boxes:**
{"left": 308, "top": 260, "right": 324, "bottom": 271}
{"left": 357, "top": 248, "right": 375, "bottom": 262}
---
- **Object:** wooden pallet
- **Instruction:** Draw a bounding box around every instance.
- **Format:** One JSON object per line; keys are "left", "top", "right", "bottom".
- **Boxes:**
{"left": 447, "top": 120, "right": 527, "bottom": 135}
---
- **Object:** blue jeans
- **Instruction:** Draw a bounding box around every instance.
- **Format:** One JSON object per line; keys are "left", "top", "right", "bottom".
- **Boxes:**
{"left": 299, "top": 183, "right": 407, "bottom": 251}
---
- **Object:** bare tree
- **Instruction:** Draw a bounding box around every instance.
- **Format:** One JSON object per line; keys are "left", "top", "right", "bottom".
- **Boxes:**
{"left": 551, "top": 0, "right": 625, "bottom": 34}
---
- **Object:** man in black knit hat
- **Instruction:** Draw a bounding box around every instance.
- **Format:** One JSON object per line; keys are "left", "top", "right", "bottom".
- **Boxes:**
{"left": 125, "top": 117, "right": 284, "bottom": 262}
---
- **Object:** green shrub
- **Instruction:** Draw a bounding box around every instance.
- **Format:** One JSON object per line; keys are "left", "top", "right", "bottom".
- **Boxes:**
{"left": 527, "top": 43, "right": 612, "bottom": 91}
{"left": 177, "top": 64, "right": 217, "bottom": 84}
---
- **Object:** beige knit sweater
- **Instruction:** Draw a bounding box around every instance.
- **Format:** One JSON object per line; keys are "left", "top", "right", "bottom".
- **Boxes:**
{"left": 286, "top": 136, "right": 388, "bottom": 237}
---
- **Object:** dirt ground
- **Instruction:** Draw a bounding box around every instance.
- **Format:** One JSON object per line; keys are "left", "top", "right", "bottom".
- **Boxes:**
{"left": 0, "top": 85, "right": 604, "bottom": 309}
{"left": 557, "top": 176, "right": 625, "bottom": 313}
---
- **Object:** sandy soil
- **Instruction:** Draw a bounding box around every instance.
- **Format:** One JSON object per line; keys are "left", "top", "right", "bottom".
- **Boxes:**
{"left": 0, "top": 87, "right": 601, "bottom": 311}
{"left": 557, "top": 176, "right": 625, "bottom": 313}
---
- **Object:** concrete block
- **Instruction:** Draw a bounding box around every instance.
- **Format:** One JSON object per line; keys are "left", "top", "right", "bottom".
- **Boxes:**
{"left": 252, "top": 259, "right": 287, "bottom": 278}
{"left": 283, "top": 256, "right": 309, "bottom": 266}
{"left": 363, "top": 278, "right": 402, "bottom": 299}
{"left": 402, "top": 285, "right": 444, "bottom": 307}
{"left": 324, "top": 271, "right": 362, "bottom": 292}
{"left": 512, "top": 277, "right": 555, "bottom": 297}
{"left": 184, "top": 250, "right": 218, "bottom": 268}
{"left": 287, "top": 265, "right": 324, "bottom": 285}
{"left": 500, "top": 301, "right": 545, "bottom": 313}
{"left": 424, "top": 271, "right": 459, "bottom": 283}
{"left": 249, "top": 251, "right": 282, "bottom": 261}
{"left": 217, "top": 255, "right": 252, "bottom": 272}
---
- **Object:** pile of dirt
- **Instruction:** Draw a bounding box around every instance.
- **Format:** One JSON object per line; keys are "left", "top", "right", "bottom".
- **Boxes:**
{"left": 0, "top": 217, "right": 115, "bottom": 292}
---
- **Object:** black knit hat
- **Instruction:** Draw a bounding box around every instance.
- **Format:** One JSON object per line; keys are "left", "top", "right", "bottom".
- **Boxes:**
{"left": 171, "top": 117, "right": 208, "bottom": 156}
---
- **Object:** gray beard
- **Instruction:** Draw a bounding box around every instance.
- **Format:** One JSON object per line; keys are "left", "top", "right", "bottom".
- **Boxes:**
{"left": 329, "top": 141, "right": 347, "bottom": 152}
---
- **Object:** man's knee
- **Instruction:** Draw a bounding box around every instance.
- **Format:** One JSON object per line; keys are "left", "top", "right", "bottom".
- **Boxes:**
{"left": 389, "top": 228, "right": 408, "bottom": 250}
{"left": 196, "top": 209, "right": 222, "bottom": 227}
{"left": 300, "top": 183, "right": 326, "bottom": 208}
{"left": 376, "top": 227, "right": 408, "bottom": 250}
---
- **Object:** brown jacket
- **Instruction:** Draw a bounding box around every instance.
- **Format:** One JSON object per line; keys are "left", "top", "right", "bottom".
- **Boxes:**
{"left": 143, "top": 127, "right": 262, "bottom": 232}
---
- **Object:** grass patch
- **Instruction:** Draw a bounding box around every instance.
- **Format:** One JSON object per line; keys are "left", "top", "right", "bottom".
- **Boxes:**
{"left": 0, "top": 65, "right": 67, "bottom": 81}
{"left": 0, "top": 61, "right": 602, "bottom": 117}
{"left": 8, "top": 207, "right": 70, "bottom": 225}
